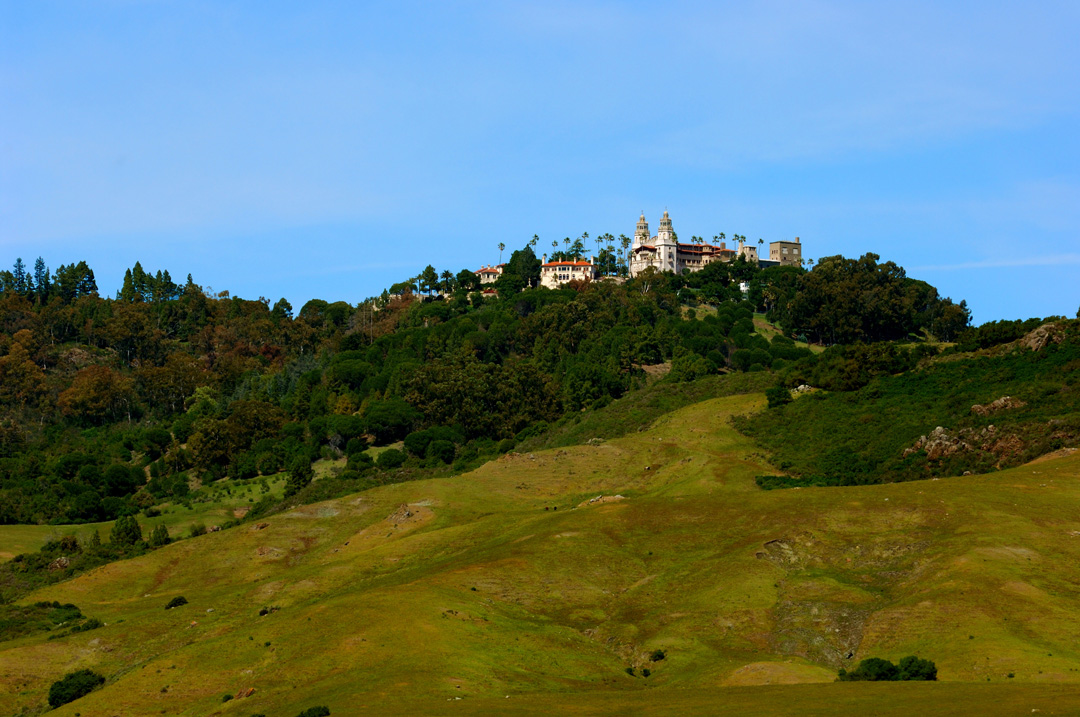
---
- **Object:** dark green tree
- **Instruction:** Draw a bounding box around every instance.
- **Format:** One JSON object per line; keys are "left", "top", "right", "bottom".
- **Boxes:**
{"left": 148, "top": 523, "right": 171, "bottom": 548}
{"left": 109, "top": 514, "right": 143, "bottom": 547}
{"left": 48, "top": 669, "right": 105, "bottom": 708}
{"left": 284, "top": 458, "right": 315, "bottom": 498}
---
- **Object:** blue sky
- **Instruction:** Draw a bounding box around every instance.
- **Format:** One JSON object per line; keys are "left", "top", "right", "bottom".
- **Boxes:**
{"left": 2, "top": 1, "right": 1078, "bottom": 322}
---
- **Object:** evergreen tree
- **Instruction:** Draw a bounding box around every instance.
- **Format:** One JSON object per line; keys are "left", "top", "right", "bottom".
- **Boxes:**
{"left": 149, "top": 523, "right": 171, "bottom": 547}
{"left": 284, "top": 458, "right": 314, "bottom": 498}
{"left": 12, "top": 258, "right": 27, "bottom": 294}
{"left": 119, "top": 268, "right": 137, "bottom": 301}
{"left": 110, "top": 514, "right": 143, "bottom": 546}
{"left": 271, "top": 298, "right": 294, "bottom": 321}
{"left": 33, "top": 257, "right": 50, "bottom": 303}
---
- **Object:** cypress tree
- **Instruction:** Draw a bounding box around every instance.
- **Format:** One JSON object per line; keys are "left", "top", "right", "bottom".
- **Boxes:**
{"left": 110, "top": 514, "right": 143, "bottom": 546}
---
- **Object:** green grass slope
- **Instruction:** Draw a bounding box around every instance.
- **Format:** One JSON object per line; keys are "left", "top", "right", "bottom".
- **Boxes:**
{"left": 3, "top": 394, "right": 1080, "bottom": 715}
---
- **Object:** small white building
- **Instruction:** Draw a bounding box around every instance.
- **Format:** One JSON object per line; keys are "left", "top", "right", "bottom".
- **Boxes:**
{"left": 540, "top": 256, "right": 597, "bottom": 289}
{"left": 475, "top": 264, "right": 504, "bottom": 285}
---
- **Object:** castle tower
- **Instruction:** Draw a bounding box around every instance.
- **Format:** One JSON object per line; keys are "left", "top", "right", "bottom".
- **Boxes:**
{"left": 633, "top": 212, "right": 650, "bottom": 249}
{"left": 656, "top": 209, "right": 676, "bottom": 271}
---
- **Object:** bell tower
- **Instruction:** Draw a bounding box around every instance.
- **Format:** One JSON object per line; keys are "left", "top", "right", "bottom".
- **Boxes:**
{"left": 633, "top": 212, "right": 650, "bottom": 249}
{"left": 656, "top": 210, "right": 676, "bottom": 271}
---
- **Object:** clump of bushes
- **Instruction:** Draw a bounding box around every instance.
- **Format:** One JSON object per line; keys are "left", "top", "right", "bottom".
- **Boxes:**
{"left": 48, "top": 668, "right": 105, "bottom": 707}
{"left": 376, "top": 448, "right": 405, "bottom": 470}
{"left": 650, "top": 649, "right": 666, "bottom": 662}
{"left": 838, "top": 656, "right": 937, "bottom": 681}
{"left": 296, "top": 707, "right": 330, "bottom": 717}
{"left": 164, "top": 596, "right": 188, "bottom": 610}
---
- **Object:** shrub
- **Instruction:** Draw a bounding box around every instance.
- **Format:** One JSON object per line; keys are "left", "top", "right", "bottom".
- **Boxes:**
{"left": 222, "top": 693, "right": 234, "bottom": 702}
{"left": 376, "top": 448, "right": 406, "bottom": 470}
{"left": 345, "top": 437, "right": 367, "bottom": 456}
{"left": 48, "top": 669, "right": 105, "bottom": 707}
{"left": 765, "top": 386, "right": 792, "bottom": 409}
{"left": 650, "top": 649, "right": 666, "bottom": 662}
{"left": 898, "top": 655, "right": 938, "bottom": 681}
{"left": 428, "top": 439, "right": 457, "bottom": 463}
{"left": 838, "top": 656, "right": 935, "bottom": 682}
{"left": 164, "top": 596, "right": 188, "bottom": 610}
{"left": 188, "top": 522, "right": 207, "bottom": 538}
{"left": 296, "top": 707, "right": 331, "bottom": 717}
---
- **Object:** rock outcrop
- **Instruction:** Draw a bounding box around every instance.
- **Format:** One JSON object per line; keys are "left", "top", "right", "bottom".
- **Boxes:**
{"left": 971, "top": 396, "right": 1027, "bottom": 416}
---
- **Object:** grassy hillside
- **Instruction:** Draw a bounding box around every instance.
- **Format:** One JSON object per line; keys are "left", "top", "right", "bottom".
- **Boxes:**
{"left": 2, "top": 394, "right": 1080, "bottom": 715}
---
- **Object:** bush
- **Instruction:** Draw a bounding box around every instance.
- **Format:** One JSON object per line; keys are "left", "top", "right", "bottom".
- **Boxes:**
{"left": 765, "top": 386, "right": 792, "bottom": 409}
{"left": 48, "top": 669, "right": 105, "bottom": 707}
{"left": 188, "top": 522, "right": 207, "bottom": 538}
{"left": 296, "top": 708, "right": 331, "bottom": 717}
{"left": 164, "top": 596, "right": 188, "bottom": 610}
{"left": 376, "top": 448, "right": 406, "bottom": 470}
{"left": 345, "top": 437, "right": 367, "bottom": 456}
{"left": 650, "top": 649, "right": 666, "bottom": 662}
{"left": 428, "top": 439, "right": 456, "bottom": 463}
{"left": 898, "top": 655, "right": 938, "bottom": 681}
{"left": 838, "top": 656, "right": 936, "bottom": 682}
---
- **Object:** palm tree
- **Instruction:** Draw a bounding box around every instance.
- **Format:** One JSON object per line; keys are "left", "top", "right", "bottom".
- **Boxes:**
{"left": 439, "top": 269, "right": 454, "bottom": 294}
{"left": 530, "top": 234, "right": 539, "bottom": 249}
{"left": 563, "top": 237, "right": 571, "bottom": 254}
{"left": 498, "top": 242, "right": 505, "bottom": 264}
{"left": 620, "top": 233, "right": 631, "bottom": 274}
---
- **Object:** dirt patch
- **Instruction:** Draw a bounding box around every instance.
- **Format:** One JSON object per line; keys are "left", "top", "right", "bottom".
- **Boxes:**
{"left": 1027, "top": 447, "right": 1078, "bottom": 465}
{"left": 722, "top": 661, "right": 835, "bottom": 686}
{"left": 256, "top": 546, "right": 285, "bottom": 560}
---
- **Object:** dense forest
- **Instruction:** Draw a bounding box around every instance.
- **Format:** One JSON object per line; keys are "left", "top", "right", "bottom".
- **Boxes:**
{"left": 0, "top": 243, "right": 970, "bottom": 525}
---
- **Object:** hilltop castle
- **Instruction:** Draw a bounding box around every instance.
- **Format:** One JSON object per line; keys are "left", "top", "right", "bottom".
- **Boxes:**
{"left": 475, "top": 210, "right": 805, "bottom": 289}
{"left": 628, "top": 210, "right": 802, "bottom": 278}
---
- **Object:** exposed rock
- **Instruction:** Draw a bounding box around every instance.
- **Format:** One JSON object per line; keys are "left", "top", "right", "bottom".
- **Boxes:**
{"left": 1019, "top": 323, "right": 1064, "bottom": 352}
{"left": 903, "top": 426, "right": 973, "bottom": 460}
{"left": 972, "top": 396, "right": 1027, "bottom": 416}
{"left": 577, "top": 494, "right": 625, "bottom": 508}
{"left": 235, "top": 687, "right": 256, "bottom": 699}
{"left": 251, "top": 522, "right": 270, "bottom": 531}
{"left": 48, "top": 556, "right": 70, "bottom": 571}
{"left": 387, "top": 504, "right": 414, "bottom": 524}
{"left": 793, "top": 384, "right": 813, "bottom": 394}
{"left": 902, "top": 424, "right": 1025, "bottom": 464}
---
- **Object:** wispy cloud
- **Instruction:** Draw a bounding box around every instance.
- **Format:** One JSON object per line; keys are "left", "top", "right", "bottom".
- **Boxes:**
{"left": 912, "top": 254, "right": 1080, "bottom": 271}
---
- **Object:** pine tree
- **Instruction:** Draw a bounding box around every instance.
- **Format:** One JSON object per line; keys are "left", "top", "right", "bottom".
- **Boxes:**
{"left": 149, "top": 523, "right": 171, "bottom": 548}
{"left": 12, "top": 258, "right": 27, "bottom": 294}
{"left": 110, "top": 514, "right": 143, "bottom": 546}
{"left": 284, "top": 459, "right": 314, "bottom": 498}
{"left": 33, "top": 257, "right": 50, "bottom": 304}
{"left": 119, "top": 268, "right": 136, "bottom": 301}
